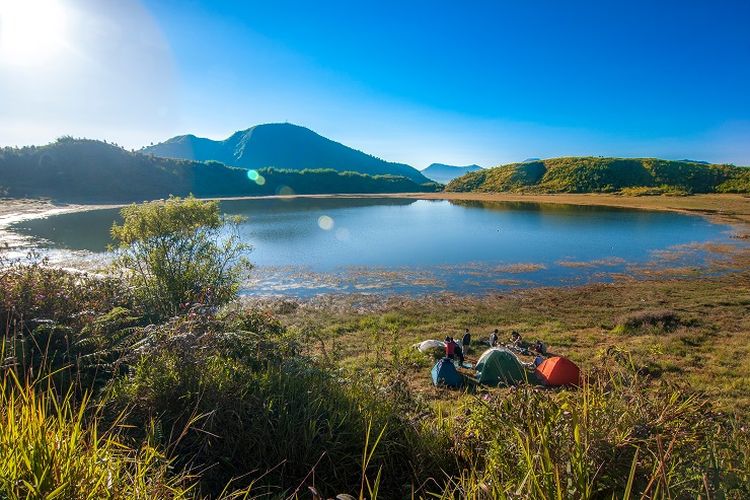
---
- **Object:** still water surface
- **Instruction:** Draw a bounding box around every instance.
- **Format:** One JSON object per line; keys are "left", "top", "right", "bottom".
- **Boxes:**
{"left": 9, "top": 197, "right": 736, "bottom": 296}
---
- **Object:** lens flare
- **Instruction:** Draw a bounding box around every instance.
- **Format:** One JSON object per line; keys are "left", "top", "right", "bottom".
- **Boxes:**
{"left": 276, "top": 185, "right": 294, "bottom": 196}
{"left": 335, "top": 227, "right": 350, "bottom": 241}
{"left": 317, "top": 215, "right": 334, "bottom": 230}
{"left": 246, "top": 169, "right": 266, "bottom": 185}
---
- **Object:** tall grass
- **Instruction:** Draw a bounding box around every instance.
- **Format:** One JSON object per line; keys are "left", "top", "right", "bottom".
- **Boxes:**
{"left": 417, "top": 363, "right": 750, "bottom": 499}
{"left": 0, "top": 372, "right": 193, "bottom": 499}
{"left": 3, "top": 262, "right": 749, "bottom": 498}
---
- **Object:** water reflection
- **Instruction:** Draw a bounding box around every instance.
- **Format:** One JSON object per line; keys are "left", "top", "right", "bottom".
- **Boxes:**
{"left": 8, "top": 197, "right": 739, "bottom": 296}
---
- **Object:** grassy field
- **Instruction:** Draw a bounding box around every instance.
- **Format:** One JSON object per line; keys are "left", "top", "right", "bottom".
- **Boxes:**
{"left": 274, "top": 266, "right": 750, "bottom": 408}
{"left": 240, "top": 193, "right": 750, "bottom": 408}
{"left": 2, "top": 193, "right": 750, "bottom": 498}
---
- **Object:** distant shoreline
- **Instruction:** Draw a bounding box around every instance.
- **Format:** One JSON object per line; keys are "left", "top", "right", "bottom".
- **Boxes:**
{"left": 409, "top": 192, "right": 750, "bottom": 228}
{"left": 2, "top": 192, "right": 749, "bottom": 240}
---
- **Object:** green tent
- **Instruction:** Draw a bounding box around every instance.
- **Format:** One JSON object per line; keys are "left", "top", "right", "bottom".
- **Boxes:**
{"left": 475, "top": 348, "right": 538, "bottom": 386}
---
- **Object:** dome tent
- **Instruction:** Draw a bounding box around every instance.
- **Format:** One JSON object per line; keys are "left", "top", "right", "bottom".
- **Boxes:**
{"left": 475, "top": 348, "right": 538, "bottom": 386}
{"left": 431, "top": 357, "right": 463, "bottom": 388}
{"left": 418, "top": 339, "right": 445, "bottom": 353}
{"left": 535, "top": 356, "right": 581, "bottom": 386}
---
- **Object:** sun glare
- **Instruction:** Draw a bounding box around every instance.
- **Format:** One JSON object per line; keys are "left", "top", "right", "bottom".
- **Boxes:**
{"left": 0, "top": 0, "right": 68, "bottom": 66}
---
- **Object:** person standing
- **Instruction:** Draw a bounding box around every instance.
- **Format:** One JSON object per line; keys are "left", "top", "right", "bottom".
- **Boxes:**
{"left": 462, "top": 328, "right": 471, "bottom": 351}
{"left": 445, "top": 336, "right": 456, "bottom": 360}
{"left": 455, "top": 341, "right": 465, "bottom": 364}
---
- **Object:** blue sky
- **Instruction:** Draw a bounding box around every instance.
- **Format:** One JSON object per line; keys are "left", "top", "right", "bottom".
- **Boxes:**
{"left": 1, "top": 0, "right": 749, "bottom": 167}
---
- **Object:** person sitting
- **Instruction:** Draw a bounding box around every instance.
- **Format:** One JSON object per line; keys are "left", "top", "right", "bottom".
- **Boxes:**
{"left": 510, "top": 331, "right": 531, "bottom": 354}
{"left": 489, "top": 329, "right": 498, "bottom": 347}
{"left": 510, "top": 330, "right": 522, "bottom": 345}
{"left": 462, "top": 329, "right": 471, "bottom": 351}
{"left": 444, "top": 336, "right": 456, "bottom": 360}
{"left": 534, "top": 339, "right": 547, "bottom": 356}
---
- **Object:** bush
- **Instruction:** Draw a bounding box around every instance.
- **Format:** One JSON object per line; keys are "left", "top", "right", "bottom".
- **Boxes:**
{"left": 613, "top": 309, "right": 682, "bottom": 335}
{"left": 0, "top": 260, "right": 133, "bottom": 392}
{"left": 104, "top": 309, "right": 452, "bottom": 498}
{"left": 111, "top": 196, "right": 252, "bottom": 320}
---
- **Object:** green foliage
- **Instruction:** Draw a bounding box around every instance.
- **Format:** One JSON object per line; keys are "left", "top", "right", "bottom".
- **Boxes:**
{"left": 718, "top": 168, "right": 750, "bottom": 193}
{"left": 0, "top": 260, "right": 134, "bottom": 392}
{"left": 446, "top": 156, "right": 750, "bottom": 194}
{"left": 111, "top": 196, "right": 251, "bottom": 320}
{"left": 245, "top": 167, "right": 441, "bottom": 195}
{"left": 107, "top": 310, "right": 447, "bottom": 498}
{"left": 142, "top": 123, "right": 432, "bottom": 184}
{"left": 612, "top": 309, "right": 683, "bottom": 335}
{"left": 0, "top": 374, "right": 193, "bottom": 499}
{"left": 3, "top": 261, "right": 750, "bottom": 498}
{"left": 428, "top": 365, "right": 750, "bottom": 499}
{"left": 0, "top": 139, "right": 440, "bottom": 203}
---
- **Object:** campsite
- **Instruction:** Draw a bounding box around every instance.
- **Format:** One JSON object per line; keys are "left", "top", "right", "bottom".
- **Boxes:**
{"left": 424, "top": 338, "right": 581, "bottom": 389}
{"left": 2, "top": 1, "right": 750, "bottom": 498}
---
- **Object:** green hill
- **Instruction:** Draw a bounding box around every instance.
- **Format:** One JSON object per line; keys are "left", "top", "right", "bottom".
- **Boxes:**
{"left": 142, "top": 122, "right": 432, "bottom": 184}
{"left": 0, "top": 138, "right": 440, "bottom": 203}
{"left": 446, "top": 157, "right": 750, "bottom": 194}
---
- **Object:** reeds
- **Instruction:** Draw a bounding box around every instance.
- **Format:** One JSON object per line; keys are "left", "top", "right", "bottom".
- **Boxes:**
{"left": 0, "top": 372, "right": 193, "bottom": 499}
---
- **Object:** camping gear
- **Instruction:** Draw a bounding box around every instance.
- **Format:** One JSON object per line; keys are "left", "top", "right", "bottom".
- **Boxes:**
{"left": 417, "top": 340, "right": 445, "bottom": 353}
{"left": 431, "top": 357, "right": 463, "bottom": 388}
{"left": 475, "top": 348, "right": 538, "bottom": 386}
{"left": 535, "top": 356, "right": 581, "bottom": 386}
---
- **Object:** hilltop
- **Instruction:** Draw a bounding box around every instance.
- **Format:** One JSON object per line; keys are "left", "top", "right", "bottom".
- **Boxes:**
{"left": 142, "top": 123, "right": 431, "bottom": 184}
{"left": 0, "top": 138, "right": 439, "bottom": 203}
{"left": 420, "top": 163, "right": 482, "bottom": 184}
{"left": 446, "top": 157, "right": 750, "bottom": 194}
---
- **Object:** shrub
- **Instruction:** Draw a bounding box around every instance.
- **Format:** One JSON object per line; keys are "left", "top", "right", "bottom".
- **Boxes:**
{"left": 111, "top": 196, "right": 252, "bottom": 320}
{"left": 106, "top": 310, "right": 451, "bottom": 498}
{"left": 613, "top": 309, "right": 682, "bottom": 335}
{"left": 0, "top": 261, "right": 133, "bottom": 392}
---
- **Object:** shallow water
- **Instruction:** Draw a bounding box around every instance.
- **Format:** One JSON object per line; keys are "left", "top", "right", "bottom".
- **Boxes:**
{"left": 8, "top": 197, "right": 739, "bottom": 296}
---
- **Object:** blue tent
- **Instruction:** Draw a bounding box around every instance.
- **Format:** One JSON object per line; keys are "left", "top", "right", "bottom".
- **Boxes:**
{"left": 431, "top": 357, "right": 463, "bottom": 388}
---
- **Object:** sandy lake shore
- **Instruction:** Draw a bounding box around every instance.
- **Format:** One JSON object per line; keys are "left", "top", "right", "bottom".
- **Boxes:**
{"left": 0, "top": 199, "right": 120, "bottom": 249}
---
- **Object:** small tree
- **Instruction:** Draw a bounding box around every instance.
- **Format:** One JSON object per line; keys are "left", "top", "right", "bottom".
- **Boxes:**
{"left": 111, "top": 196, "right": 251, "bottom": 319}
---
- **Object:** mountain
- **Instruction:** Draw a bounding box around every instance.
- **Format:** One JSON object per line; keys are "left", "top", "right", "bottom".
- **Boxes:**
{"left": 0, "top": 138, "right": 440, "bottom": 203}
{"left": 446, "top": 157, "right": 750, "bottom": 194}
{"left": 420, "top": 163, "right": 482, "bottom": 184}
{"left": 142, "top": 123, "right": 431, "bottom": 184}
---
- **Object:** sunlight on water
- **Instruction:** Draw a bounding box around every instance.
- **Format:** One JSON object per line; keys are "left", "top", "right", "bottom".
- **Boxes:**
{"left": 6, "top": 197, "right": 745, "bottom": 297}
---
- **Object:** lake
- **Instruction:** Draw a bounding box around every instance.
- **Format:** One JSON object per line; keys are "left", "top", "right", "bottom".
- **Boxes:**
{"left": 7, "top": 197, "right": 739, "bottom": 296}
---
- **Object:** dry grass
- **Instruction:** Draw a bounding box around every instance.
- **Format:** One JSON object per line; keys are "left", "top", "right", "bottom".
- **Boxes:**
{"left": 274, "top": 269, "right": 750, "bottom": 410}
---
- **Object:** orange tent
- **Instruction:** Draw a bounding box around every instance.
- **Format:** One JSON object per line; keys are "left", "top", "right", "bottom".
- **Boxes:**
{"left": 535, "top": 356, "right": 581, "bottom": 387}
